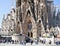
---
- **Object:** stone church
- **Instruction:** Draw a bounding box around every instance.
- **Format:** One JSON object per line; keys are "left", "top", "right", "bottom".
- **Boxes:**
{"left": 16, "top": 0, "right": 49, "bottom": 39}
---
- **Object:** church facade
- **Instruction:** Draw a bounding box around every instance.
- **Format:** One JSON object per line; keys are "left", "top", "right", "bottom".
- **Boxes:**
{"left": 1, "top": 0, "right": 59, "bottom": 39}
{"left": 16, "top": 0, "right": 49, "bottom": 39}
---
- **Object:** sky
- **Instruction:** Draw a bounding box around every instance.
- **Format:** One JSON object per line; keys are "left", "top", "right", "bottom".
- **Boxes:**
{"left": 54, "top": 0, "right": 60, "bottom": 5}
{"left": 0, "top": 0, "right": 60, "bottom": 28}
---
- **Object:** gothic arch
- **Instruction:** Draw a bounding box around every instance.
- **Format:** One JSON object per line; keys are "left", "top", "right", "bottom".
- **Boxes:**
{"left": 23, "top": 9, "right": 37, "bottom": 38}
{"left": 25, "top": 8, "right": 35, "bottom": 25}
{"left": 25, "top": 10, "right": 34, "bottom": 31}
{"left": 22, "top": 3, "right": 37, "bottom": 38}
{"left": 26, "top": 10, "right": 31, "bottom": 17}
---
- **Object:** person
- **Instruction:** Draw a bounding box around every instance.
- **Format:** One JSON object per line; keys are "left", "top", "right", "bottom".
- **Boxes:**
{"left": 31, "top": 40, "right": 33, "bottom": 45}
{"left": 43, "top": 39, "right": 46, "bottom": 44}
{"left": 49, "top": 40, "right": 51, "bottom": 44}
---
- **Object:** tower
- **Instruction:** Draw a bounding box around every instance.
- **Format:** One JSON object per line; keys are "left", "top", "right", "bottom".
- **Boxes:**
{"left": 16, "top": 0, "right": 21, "bottom": 33}
{"left": 39, "top": 0, "right": 48, "bottom": 30}
{"left": 47, "top": 0, "right": 54, "bottom": 28}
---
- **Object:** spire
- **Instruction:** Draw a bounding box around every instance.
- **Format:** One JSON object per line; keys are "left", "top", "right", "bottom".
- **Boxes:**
{"left": 11, "top": 0, "right": 15, "bottom": 9}
{"left": 3, "top": 14, "right": 5, "bottom": 20}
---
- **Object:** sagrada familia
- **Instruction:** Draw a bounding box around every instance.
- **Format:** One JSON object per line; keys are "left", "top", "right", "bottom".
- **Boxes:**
{"left": 15, "top": 0, "right": 54, "bottom": 38}
{"left": 1, "top": 0, "right": 60, "bottom": 39}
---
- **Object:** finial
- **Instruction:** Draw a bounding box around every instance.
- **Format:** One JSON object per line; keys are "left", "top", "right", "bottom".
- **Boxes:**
{"left": 3, "top": 14, "right": 5, "bottom": 20}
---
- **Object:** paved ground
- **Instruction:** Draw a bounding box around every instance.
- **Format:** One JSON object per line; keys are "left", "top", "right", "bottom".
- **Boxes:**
{"left": 0, "top": 43, "right": 58, "bottom": 46}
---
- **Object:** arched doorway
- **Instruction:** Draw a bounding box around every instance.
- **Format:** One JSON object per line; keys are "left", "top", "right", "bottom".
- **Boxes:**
{"left": 27, "top": 32, "right": 33, "bottom": 38}
{"left": 31, "top": 32, "right": 33, "bottom": 37}
{"left": 27, "top": 20, "right": 33, "bottom": 38}
{"left": 25, "top": 10, "right": 33, "bottom": 38}
{"left": 25, "top": 9, "right": 36, "bottom": 38}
